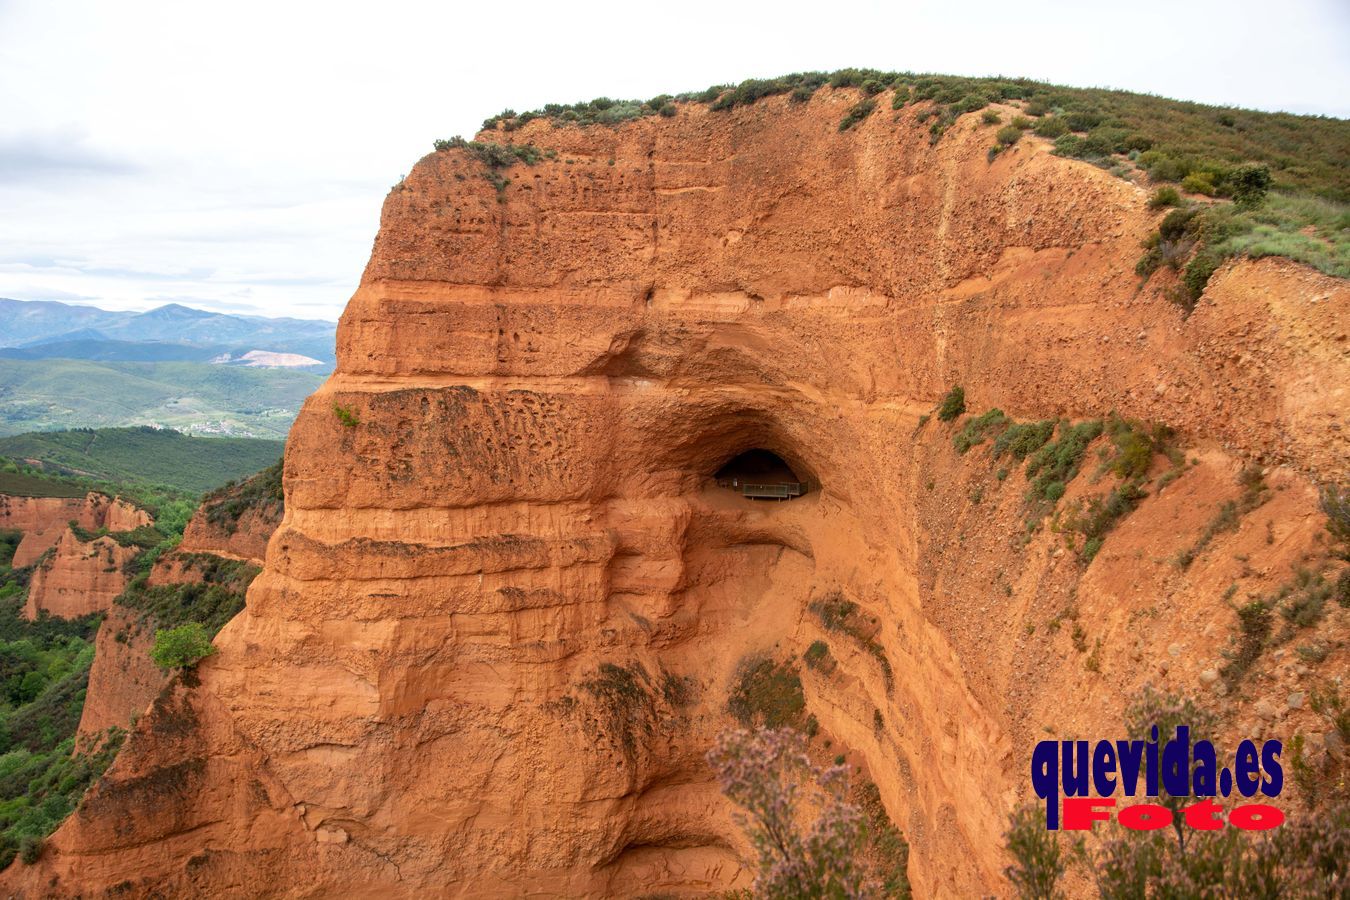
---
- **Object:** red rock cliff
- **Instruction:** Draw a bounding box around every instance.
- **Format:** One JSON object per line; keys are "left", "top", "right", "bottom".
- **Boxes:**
{"left": 0, "top": 493, "right": 150, "bottom": 568}
{"left": 6, "top": 92, "right": 1346, "bottom": 897}
{"left": 23, "top": 530, "right": 139, "bottom": 620}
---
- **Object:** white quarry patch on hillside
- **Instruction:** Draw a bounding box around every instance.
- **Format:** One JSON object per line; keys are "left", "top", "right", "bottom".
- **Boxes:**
{"left": 210, "top": 349, "right": 324, "bottom": 368}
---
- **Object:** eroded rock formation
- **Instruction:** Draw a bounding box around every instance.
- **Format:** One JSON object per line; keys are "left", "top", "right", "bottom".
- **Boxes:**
{"left": 23, "top": 529, "right": 139, "bottom": 620}
{"left": 77, "top": 473, "right": 281, "bottom": 743}
{"left": 0, "top": 493, "right": 149, "bottom": 569}
{"left": 6, "top": 91, "right": 1347, "bottom": 897}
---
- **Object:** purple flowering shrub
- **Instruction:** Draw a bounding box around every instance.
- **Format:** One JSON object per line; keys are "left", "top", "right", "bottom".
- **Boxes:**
{"left": 708, "top": 727, "right": 878, "bottom": 898}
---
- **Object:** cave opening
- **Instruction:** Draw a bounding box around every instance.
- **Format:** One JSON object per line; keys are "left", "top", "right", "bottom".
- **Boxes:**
{"left": 714, "top": 449, "right": 807, "bottom": 500}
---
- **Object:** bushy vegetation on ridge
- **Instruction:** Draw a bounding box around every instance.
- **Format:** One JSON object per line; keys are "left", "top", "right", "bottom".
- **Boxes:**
{"left": 443, "top": 69, "right": 1347, "bottom": 293}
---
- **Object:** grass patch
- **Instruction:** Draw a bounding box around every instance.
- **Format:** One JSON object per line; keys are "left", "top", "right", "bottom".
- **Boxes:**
{"left": 582, "top": 661, "right": 654, "bottom": 761}
{"left": 728, "top": 656, "right": 805, "bottom": 730}
{"left": 1175, "top": 465, "right": 1267, "bottom": 568}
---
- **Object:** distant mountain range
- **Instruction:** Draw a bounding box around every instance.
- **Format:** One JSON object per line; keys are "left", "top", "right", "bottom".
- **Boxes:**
{"left": 0, "top": 299, "right": 334, "bottom": 438}
{"left": 0, "top": 298, "right": 337, "bottom": 366}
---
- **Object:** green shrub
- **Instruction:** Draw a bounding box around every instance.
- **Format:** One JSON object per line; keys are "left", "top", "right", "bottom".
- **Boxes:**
{"left": 18, "top": 836, "right": 42, "bottom": 865}
{"left": 993, "top": 420, "right": 1056, "bottom": 461}
{"left": 150, "top": 622, "right": 216, "bottom": 669}
{"left": 1004, "top": 805, "right": 1064, "bottom": 898}
{"left": 839, "top": 98, "right": 877, "bottom": 131}
{"left": 1023, "top": 421, "right": 1103, "bottom": 524}
{"left": 332, "top": 403, "right": 359, "bottom": 428}
{"left": 1148, "top": 187, "right": 1181, "bottom": 209}
{"left": 981, "top": 109, "right": 1001, "bottom": 125}
{"left": 201, "top": 460, "right": 283, "bottom": 535}
{"left": 954, "top": 409, "right": 1009, "bottom": 454}
{"left": 1230, "top": 163, "right": 1272, "bottom": 209}
{"left": 1221, "top": 599, "right": 1271, "bottom": 686}
{"left": 1323, "top": 484, "right": 1350, "bottom": 547}
{"left": 1032, "top": 116, "right": 1069, "bottom": 138}
{"left": 1053, "top": 134, "right": 1085, "bottom": 157}
{"left": 995, "top": 125, "right": 1023, "bottom": 147}
{"left": 1084, "top": 126, "right": 1129, "bottom": 156}
{"left": 1182, "top": 171, "right": 1217, "bottom": 196}
{"left": 937, "top": 386, "right": 966, "bottom": 422}
{"left": 808, "top": 595, "right": 893, "bottom": 690}
{"left": 1280, "top": 569, "right": 1334, "bottom": 628}
{"left": 1063, "top": 110, "right": 1103, "bottom": 132}
{"left": 1182, "top": 248, "right": 1224, "bottom": 303}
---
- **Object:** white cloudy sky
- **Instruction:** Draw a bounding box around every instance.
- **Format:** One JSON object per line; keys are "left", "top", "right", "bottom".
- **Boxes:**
{"left": 2, "top": 0, "right": 1347, "bottom": 322}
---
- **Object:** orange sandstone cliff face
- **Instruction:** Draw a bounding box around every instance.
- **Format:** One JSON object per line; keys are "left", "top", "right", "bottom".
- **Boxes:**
{"left": 23, "top": 530, "right": 139, "bottom": 620}
{"left": 0, "top": 493, "right": 149, "bottom": 569}
{"left": 8, "top": 93, "right": 1347, "bottom": 897}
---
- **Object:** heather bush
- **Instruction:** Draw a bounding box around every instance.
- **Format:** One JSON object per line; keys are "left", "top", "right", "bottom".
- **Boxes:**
{"left": 1004, "top": 804, "right": 1065, "bottom": 899}
{"left": 708, "top": 728, "right": 876, "bottom": 898}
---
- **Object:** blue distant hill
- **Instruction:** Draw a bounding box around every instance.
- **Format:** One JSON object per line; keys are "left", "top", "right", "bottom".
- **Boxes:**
{"left": 0, "top": 298, "right": 337, "bottom": 365}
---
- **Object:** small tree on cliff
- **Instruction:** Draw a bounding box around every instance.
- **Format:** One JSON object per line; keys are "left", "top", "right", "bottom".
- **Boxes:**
{"left": 708, "top": 727, "right": 875, "bottom": 898}
{"left": 151, "top": 622, "right": 216, "bottom": 669}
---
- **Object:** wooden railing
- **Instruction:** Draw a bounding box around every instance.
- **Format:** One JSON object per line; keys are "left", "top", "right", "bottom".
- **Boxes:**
{"left": 716, "top": 479, "right": 807, "bottom": 499}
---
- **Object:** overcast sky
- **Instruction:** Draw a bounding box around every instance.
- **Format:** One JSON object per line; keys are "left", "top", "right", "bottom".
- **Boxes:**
{"left": 2, "top": 0, "right": 1347, "bottom": 322}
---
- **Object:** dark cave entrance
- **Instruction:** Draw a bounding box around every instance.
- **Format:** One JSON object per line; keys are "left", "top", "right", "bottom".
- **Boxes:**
{"left": 714, "top": 449, "right": 807, "bottom": 500}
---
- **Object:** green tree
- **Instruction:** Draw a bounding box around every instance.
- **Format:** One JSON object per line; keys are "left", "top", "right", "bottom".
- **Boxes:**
{"left": 1229, "top": 164, "right": 1272, "bottom": 209}
{"left": 150, "top": 622, "right": 217, "bottom": 669}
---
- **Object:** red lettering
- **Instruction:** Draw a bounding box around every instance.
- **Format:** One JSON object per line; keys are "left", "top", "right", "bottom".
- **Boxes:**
{"left": 1229, "top": 803, "right": 1285, "bottom": 830}
{"left": 1062, "top": 797, "right": 1115, "bottom": 830}
{"left": 1119, "top": 803, "right": 1173, "bottom": 830}
{"left": 1182, "top": 798, "right": 1225, "bottom": 830}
